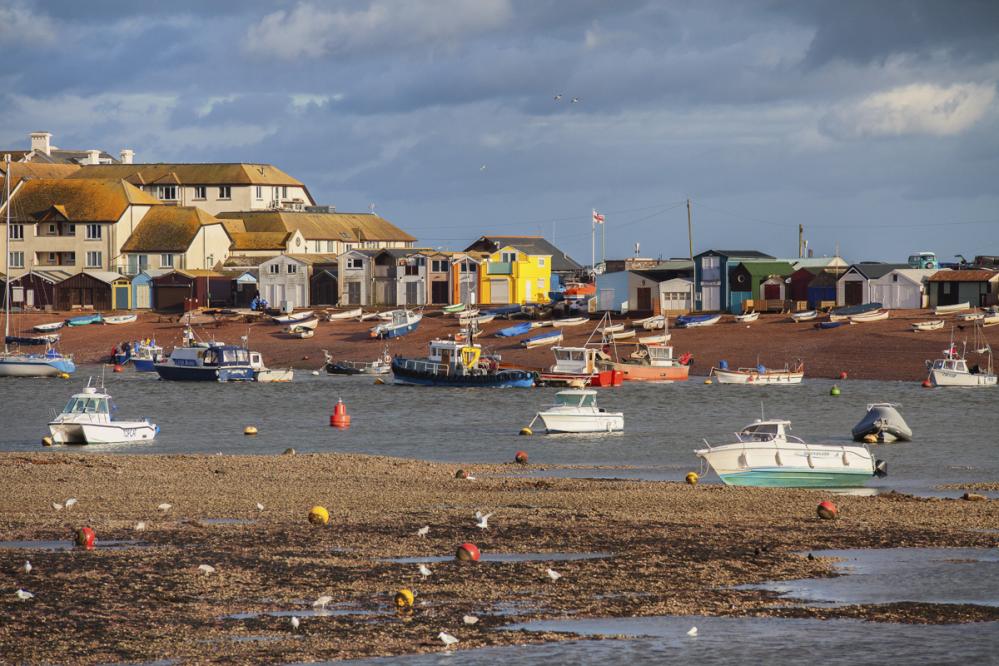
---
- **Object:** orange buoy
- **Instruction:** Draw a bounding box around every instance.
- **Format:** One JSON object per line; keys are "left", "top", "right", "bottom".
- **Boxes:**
{"left": 839, "top": 371, "right": 848, "bottom": 380}
{"left": 456, "top": 542, "right": 481, "bottom": 562}
{"left": 75, "top": 527, "right": 96, "bottom": 550}
{"left": 330, "top": 398, "right": 351, "bottom": 428}
{"left": 922, "top": 378, "right": 933, "bottom": 388}
{"left": 113, "top": 364, "right": 124, "bottom": 373}
{"left": 816, "top": 501, "right": 838, "bottom": 520}
{"left": 514, "top": 450, "right": 529, "bottom": 464}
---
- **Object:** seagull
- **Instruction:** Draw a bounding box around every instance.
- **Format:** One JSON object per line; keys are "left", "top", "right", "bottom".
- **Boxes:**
{"left": 51, "top": 502, "right": 63, "bottom": 511}
{"left": 462, "top": 614, "right": 479, "bottom": 625}
{"left": 134, "top": 521, "right": 146, "bottom": 531}
{"left": 23, "top": 560, "right": 31, "bottom": 574}
{"left": 687, "top": 626, "right": 698, "bottom": 637}
{"left": 158, "top": 503, "right": 172, "bottom": 512}
{"left": 571, "top": 97, "right": 580, "bottom": 103}
{"left": 438, "top": 632, "right": 459, "bottom": 648}
{"left": 197, "top": 564, "right": 216, "bottom": 575}
{"left": 475, "top": 511, "right": 493, "bottom": 529}
{"left": 256, "top": 503, "right": 264, "bottom": 512}
{"left": 479, "top": 164, "right": 487, "bottom": 171}
{"left": 65, "top": 498, "right": 77, "bottom": 509}
{"left": 416, "top": 525, "right": 430, "bottom": 538}
{"left": 554, "top": 93, "right": 562, "bottom": 102}
{"left": 16, "top": 589, "right": 34, "bottom": 600}
{"left": 290, "top": 616, "right": 300, "bottom": 631}
{"left": 419, "top": 564, "right": 432, "bottom": 579}
{"left": 313, "top": 595, "right": 333, "bottom": 610}
{"left": 546, "top": 568, "right": 562, "bottom": 581}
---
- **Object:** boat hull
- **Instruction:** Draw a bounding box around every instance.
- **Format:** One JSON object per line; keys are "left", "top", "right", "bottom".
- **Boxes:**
{"left": 538, "top": 411, "right": 623, "bottom": 433}
{"left": 132, "top": 359, "right": 157, "bottom": 372}
{"left": 712, "top": 368, "right": 804, "bottom": 384}
{"left": 928, "top": 369, "right": 997, "bottom": 387}
{"left": 851, "top": 404, "right": 913, "bottom": 442}
{"left": 49, "top": 421, "right": 157, "bottom": 445}
{"left": 601, "top": 362, "right": 689, "bottom": 382}
{"left": 154, "top": 364, "right": 255, "bottom": 382}
{"left": 935, "top": 302, "right": 970, "bottom": 315}
{"left": 0, "top": 357, "right": 76, "bottom": 377}
{"left": 696, "top": 444, "right": 877, "bottom": 488}
{"left": 717, "top": 469, "right": 875, "bottom": 488}
{"left": 392, "top": 359, "right": 535, "bottom": 387}
{"left": 373, "top": 320, "right": 420, "bottom": 339}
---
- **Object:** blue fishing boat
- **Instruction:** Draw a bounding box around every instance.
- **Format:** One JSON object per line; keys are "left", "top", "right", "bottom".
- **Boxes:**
{"left": 370, "top": 310, "right": 422, "bottom": 339}
{"left": 391, "top": 339, "right": 535, "bottom": 387}
{"left": 154, "top": 329, "right": 261, "bottom": 382}
{"left": 485, "top": 305, "right": 523, "bottom": 317}
{"left": 114, "top": 340, "right": 165, "bottom": 372}
{"left": 522, "top": 329, "right": 564, "bottom": 348}
{"left": 495, "top": 322, "right": 532, "bottom": 338}
{"left": 815, "top": 321, "right": 845, "bottom": 330}
{"left": 66, "top": 313, "right": 102, "bottom": 326}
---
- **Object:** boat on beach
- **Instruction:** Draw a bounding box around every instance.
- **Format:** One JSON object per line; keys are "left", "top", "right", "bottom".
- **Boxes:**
{"left": 734, "top": 311, "right": 759, "bottom": 323}
{"left": 6, "top": 334, "right": 59, "bottom": 346}
{"left": 675, "top": 313, "right": 721, "bottom": 328}
{"left": 710, "top": 359, "right": 804, "bottom": 384}
{"left": 815, "top": 321, "right": 845, "bottom": 330}
{"left": 392, "top": 338, "right": 535, "bottom": 387}
{"left": 598, "top": 323, "right": 625, "bottom": 335}
{"left": 66, "top": 313, "right": 102, "bottom": 326}
{"left": 851, "top": 403, "right": 912, "bottom": 443}
{"left": 957, "top": 311, "right": 984, "bottom": 322}
{"left": 33, "top": 321, "right": 65, "bottom": 332}
{"left": 598, "top": 343, "right": 692, "bottom": 382}
{"left": 607, "top": 329, "right": 635, "bottom": 340}
{"left": 632, "top": 315, "right": 666, "bottom": 330}
{"left": 849, "top": 309, "right": 889, "bottom": 323}
{"left": 935, "top": 302, "right": 970, "bottom": 315}
{"left": 523, "top": 329, "right": 564, "bottom": 348}
{"left": 530, "top": 389, "right": 623, "bottom": 433}
{"left": 790, "top": 310, "right": 817, "bottom": 322}
{"left": 551, "top": 317, "right": 588, "bottom": 327}
{"left": 495, "top": 322, "right": 533, "bottom": 337}
{"left": 912, "top": 320, "right": 944, "bottom": 332}
{"left": 442, "top": 303, "right": 466, "bottom": 315}
{"left": 48, "top": 379, "right": 158, "bottom": 445}
{"left": 695, "top": 418, "right": 887, "bottom": 488}
{"left": 828, "top": 302, "right": 882, "bottom": 322}
{"left": 325, "top": 307, "right": 363, "bottom": 320}
{"left": 638, "top": 332, "right": 671, "bottom": 344}
{"left": 271, "top": 310, "right": 314, "bottom": 325}
{"left": 286, "top": 316, "right": 320, "bottom": 338}
{"left": 370, "top": 310, "right": 422, "bottom": 339}
{"left": 103, "top": 314, "right": 138, "bottom": 325}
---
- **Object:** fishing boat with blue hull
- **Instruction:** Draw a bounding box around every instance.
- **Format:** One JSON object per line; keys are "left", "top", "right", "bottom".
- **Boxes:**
{"left": 6, "top": 334, "right": 59, "bottom": 346}
{"left": 66, "top": 313, "right": 102, "bottom": 327}
{"left": 496, "top": 322, "right": 532, "bottom": 337}
{"left": 370, "top": 309, "right": 422, "bottom": 339}
{"left": 695, "top": 419, "right": 886, "bottom": 488}
{"left": 675, "top": 313, "right": 721, "bottom": 328}
{"left": 114, "top": 340, "right": 165, "bottom": 372}
{"left": 485, "top": 305, "right": 523, "bottom": 317}
{"left": 155, "top": 344, "right": 257, "bottom": 382}
{"left": 392, "top": 339, "right": 536, "bottom": 387}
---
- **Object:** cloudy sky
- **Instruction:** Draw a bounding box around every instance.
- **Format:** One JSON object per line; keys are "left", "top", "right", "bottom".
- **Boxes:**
{"left": 2, "top": 0, "right": 998, "bottom": 264}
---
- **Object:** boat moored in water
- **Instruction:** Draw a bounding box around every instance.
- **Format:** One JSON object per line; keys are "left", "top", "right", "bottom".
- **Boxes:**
{"left": 532, "top": 389, "right": 623, "bottom": 433}
{"left": 852, "top": 403, "right": 912, "bottom": 443}
{"left": 924, "top": 328, "right": 996, "bottom": 387}
{"left": 114, "top": 340, "right": 164, "bottom": 372}
{"left": 323, "top": 349, "right": 392, "bottom": 375}
{"left": 695, "top": 419, "right": 886, "bottom": 488}
{"left": 48, "top": 379, "right": 158, "bottom": 445}
{"left": 392, "top": 338, "right": 535, "bottom": 387}
{"left": 598, "top": 343, "right": 691, "bottom": 382}
{"left": 710, "top": 359, "right": 804, "bottom": 385}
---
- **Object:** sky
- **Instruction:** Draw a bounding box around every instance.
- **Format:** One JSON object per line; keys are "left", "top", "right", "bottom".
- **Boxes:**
{"left": 2, "top": 0, "right": 998, "bottom": 265}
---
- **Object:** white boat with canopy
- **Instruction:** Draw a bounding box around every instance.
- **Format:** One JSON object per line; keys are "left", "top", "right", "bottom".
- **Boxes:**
{"left": 925, "top": 327, "right": 996, "bottom": 387}
{"left": 48, "top": 379, "right": 158, "bottom": 445}
{"left": 530, "top": 389, "right": 623, "bottom": 434}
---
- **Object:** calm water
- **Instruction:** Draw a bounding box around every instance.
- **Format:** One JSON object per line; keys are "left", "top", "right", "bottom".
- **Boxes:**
{"left": 2, "top": 368, "right": 998, "bottom": 495}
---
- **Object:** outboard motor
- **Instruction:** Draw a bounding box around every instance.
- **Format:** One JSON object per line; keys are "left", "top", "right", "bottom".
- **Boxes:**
{"left": 874, "top": 459, "right": 888, "bottom": 478}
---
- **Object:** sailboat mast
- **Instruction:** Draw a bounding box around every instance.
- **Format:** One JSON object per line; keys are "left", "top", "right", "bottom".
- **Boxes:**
{"left": 4, "top": 153, "right": 11, "bottom": 353}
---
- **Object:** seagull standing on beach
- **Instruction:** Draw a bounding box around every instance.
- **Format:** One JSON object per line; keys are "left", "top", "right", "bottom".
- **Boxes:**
{"left": 416, "top": 525, "right": 429, "bottom": 538}
{"left": 291, "top": 616, "right": 300, "bottom": 631}
{"left": 313, "top": 595, "right": 333, "bottom": 611}
{"left": 419, "top": 564, "right": 432, "bottom": 579}
{"left": 256, "top": 503, "right": 264, "bottom": 512}
{"left": 15, "top": 589, "right": 34, "bottom": 600}
{"left": 197, "top": 564, "right": 216, "bottom": 575}
{"left": 158, "top": 503, "right": 172, "bottom": 512}
{"left": 546, "top": 568, "right": 562, "bottom": 581}
{"left": 134, "top": 521, "right": 146, "bottom": 531}
{"left": 475, "top": 511, "right": 492, "bottom": 529}
{"left": 23, "top": 561, "right": 31, "bottom": 574}
{"left": 64, "top": 498, "right": 77, "bottom": 509}
{"left": 438, "top": 632, "right": 459, "bottom": 648}
{"left": 51, "top": 502, "right": 63, "bottom": 511}
{"left": 463, "top": 615, "right": 479, "bottom": 625}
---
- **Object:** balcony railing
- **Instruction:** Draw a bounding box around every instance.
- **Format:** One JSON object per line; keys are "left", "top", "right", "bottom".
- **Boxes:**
{"left": 487, "top": 262, "right": 512, "bottom": 275}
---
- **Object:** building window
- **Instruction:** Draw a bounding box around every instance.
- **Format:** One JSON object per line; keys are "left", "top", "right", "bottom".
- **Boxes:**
{"left": 405, "top": 263, "right": 419, "bottom": 276}
{"left": 8, "top": 251, "right": 24, "bottom": 268}
{"left": 193, "top": 185, "right": 206, "bottom": 199}
{"left": 327, "top": 241, "right": 335, "bottom": 252}
{"left": 86, "top": 224, "right": 102, "bottom": 240}
{"left": 68, "top": 224, "right": 76, "bottom": 234}
{"left": 9, "top": 224, "right": 23, "bottom": 240}
{"left": 501, "top": 251, "right": 517, "bottom": 263}
{"left": 157, "top": 185, "right": 178, "bottom": 201}
{"left": 161, "top": 254, "right": 174, "bottom": 268}
{"left": 537, "top": 278, "right": 545, "bottom": 289}
{"left": 86, "top": 251, "right": 102, "bottom": 268}
{"left": 288, "top": 264, "right": 298, "bottom": 274}
{"left": 314, "top": 241, "right": 322, "bottom": 252}
{"left": 538, "top": 258, "right": 546, "bottom": 267}
{"left": 348, "top": 258, "right": 364, "bottom": 269}
{"left": 268, "top": 264, "right": 280, "bottom": 274}
{"left": 432, "top": 260, "right": 447, "bottom": 273}
{"left": 255, "top": 185, "right": 263, "bottom": 200}
{"left": 48, "top": 252, "right": 56, "bottom": 262}
{"left": 281, "top": 186, "right": 288, "bottom": 199}
{"left": 218, "top": 186, "right": 231, "bottom": 200}
{"left": 47, "top": 224, "right": 56, "bottom": 234}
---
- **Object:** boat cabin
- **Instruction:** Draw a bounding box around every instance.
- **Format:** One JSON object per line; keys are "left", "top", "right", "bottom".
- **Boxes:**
{"left": 550, "top": 346, "right": 597, "bottom": 374}
{"left": 169, "top": 345, "right": 251, "bottom": 367}
{"left": 641, "top": 344, "right": 676, "bottom": 366}
{"left": 736, "top": 419, "right": 792, "bottom": 442}
{"left": 62, "top": 388, "right": 110, "bottom": 417}
{"left": 426, "top": 338, "right": 482, "bottom": 370}
{"left": 552, "top": 389, "right": 598, "bottom": 408}
{"left": 929, "top": 358, "right": 972, "bottom": 374}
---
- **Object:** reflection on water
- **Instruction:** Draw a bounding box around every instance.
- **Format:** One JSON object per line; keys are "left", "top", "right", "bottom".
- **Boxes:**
{"left": 747, "top": 548, "right": 999, "bottom": 607}
{"left": 382, "top": 552, "right": 611, "bottom": 564}
{"left": 3, "top": 371, "right": 999, "bottom": 496}
{"left": 332, "top": 616, "right": 999, "bottom": 665}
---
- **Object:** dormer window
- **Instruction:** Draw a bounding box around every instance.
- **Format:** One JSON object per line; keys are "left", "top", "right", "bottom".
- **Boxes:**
{"left": 157, "top": 185, "right": 178, "bottom": 201}
{"left": 501, "top": 252, "right": 517, "bottom": 263}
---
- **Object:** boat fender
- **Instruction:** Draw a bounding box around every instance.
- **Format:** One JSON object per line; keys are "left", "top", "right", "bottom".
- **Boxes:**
{"left": 75, "top": 527, "right": 96, "bottom": 550}
{"left": 738, "top": 452, "right": 749, "bottom": 468}
{"left": 308, "top": 506, "right": 330, "bottom": 525}
{"left": 774, "top": 451, "right": 782, "bottom": 467}
{"left": 816, "top": 501, "right": 838, "bottom": 520}
{"left": 842, "top": 452, "right": 851, "bottom": 466}
{"left": 330, "top": 398, "right": 351, "bottom": 428}
{"left": 456, "top": 542, "right": 481, "bottom": 562}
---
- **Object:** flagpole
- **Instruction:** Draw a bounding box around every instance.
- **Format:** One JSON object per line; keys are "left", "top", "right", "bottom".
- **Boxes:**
{"left": 591, "top": 210, "right": 595, "bottom": 277}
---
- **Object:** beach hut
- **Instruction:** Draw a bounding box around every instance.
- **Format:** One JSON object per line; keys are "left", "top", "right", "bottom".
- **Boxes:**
{"left": 926, "top": 269, "right": 999, "bottom": 308}
{"left": 693, "top": 250, "right": 775, "bottom": 312}
{"left": 727, "top": 261, "right": 795, "bottom": 313}
{"left": 310, "top": 266, "right": 338, "bottom": 306}
{"left": 233, "top": 270, "right": 258, "bottom": 308}
{"left": 131, "top": 268, "right": 171, "bottom": 310}
{"left": 7, "top": 269, "right": 72, "bottom": 311}
{"left": 836, "top": 263, "right": 909, "bottom": 306}
{"left": 152, "top": 269, "right": 232, "bottom": 311}
{"left": 869, "top": 269, "right": 936, "bottom": 309}
{"left": 594, "top": 270, "right": 631, "bottom": 312}
{"left": 55, "top": 271, "right": 132, "bottom": 312}
{"left": 804, "top": 269, "right": 845, "bottom": 309}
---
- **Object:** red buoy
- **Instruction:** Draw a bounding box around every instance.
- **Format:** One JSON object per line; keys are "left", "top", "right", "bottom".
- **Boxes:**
{"left": 455, "top": 469, "right": 468, "bottom": 479}
{"left": 456, "top": 542, "right": 481, "bottom": 562}
{"left": 330, "top": 398, "right": 351, "bottom": 428}
{"left": 922, "top": 378, "right": 933, "bottom": 388}
{"left": 75, "top": 527, "right": 96, "bottom": 550}
{"left": 514, "top": 450, "right": 529, "bottom": 465}
{"left": 839, "top": 371, "right": 848, "bottom": 380}
{"left": 816, "top": 501, "right": 838, "bottom": 520}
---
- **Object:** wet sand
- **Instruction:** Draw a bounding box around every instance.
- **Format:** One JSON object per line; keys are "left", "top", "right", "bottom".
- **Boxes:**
{"left": 1, "top": 452, "right": 996, "bottom": 664}
{"left": 9, "top": 308, "right": 992, "bottom": 381}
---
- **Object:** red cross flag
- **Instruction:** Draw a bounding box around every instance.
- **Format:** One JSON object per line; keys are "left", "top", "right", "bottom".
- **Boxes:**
{"left": 592, "top": 210, "right": 605, "bottom": 225}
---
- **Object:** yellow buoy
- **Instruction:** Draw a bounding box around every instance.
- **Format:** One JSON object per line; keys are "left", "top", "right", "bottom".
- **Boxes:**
{"left": 41, "top": 436, "right": 53, "bottom": 447}
{"left": 685, "top": 471, "right": 699, "bottom": 485}
{"left": 704, "top": 378, "right": 713, "bottom": 385}
{"left": 519, "top": 427, "right": 533, "bottom": 436}
{"left": 244, "top": 425, "right": 258, "bottom": 436}
{"left": 394, "top": 588, "right": 414, "bottom": 608}
{"left": 308, "top": 505, "right": 330, "bottom": 525}
{"left": 59, "top": 373, "right": 70, "bottom": 379}
{"left": 374, "top": 378, "right": 385, "bottom": 385}
{"left": 863, "top": 434, "right": 878, "bottom": 444}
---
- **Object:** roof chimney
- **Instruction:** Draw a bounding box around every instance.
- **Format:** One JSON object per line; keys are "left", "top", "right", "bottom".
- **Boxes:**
{"left": 119, "top": 149, "right": 134, "bottom": 164}
{"left": 85, "top": 149, "right": 102, "bottom": 165}
{"left": 30, "top": 131, "right": 52, "bottom": 156}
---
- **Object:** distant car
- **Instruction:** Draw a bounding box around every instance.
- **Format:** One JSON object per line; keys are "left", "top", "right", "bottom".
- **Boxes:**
{"left": 908, "top": 252, "right": 936, "bottom": 269}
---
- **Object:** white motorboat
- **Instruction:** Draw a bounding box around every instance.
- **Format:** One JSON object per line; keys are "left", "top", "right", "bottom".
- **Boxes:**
{"left": 325, "top": 308, "right": 362, "bottom": 320}
{"left": 271, "top": 310, "right": 314, "bottom": 324}
{"left": 935, "top": 302, "right": 970, "bottom": 316}
{"left": 734, "top": 311, "right": 759, "bottom": 323}
{"left": 925, "top": 329, "right": 996, "bottom": 387}
{"left": 33, "top": 321, "right": 65, "bottom": 332}
{"left": 48, "top": 380, "right": 158, "bottom": 445}
{"left": 911, "top": 320, "right": 944, "bottom": 332}
{"left": 103, "top": 314, "right": 138, "bottom": 325}
{"left": 551, "top": 317, "right": 588, "bottom": 327}
{"left": 255, "top": 367, "right": 294, "bottom": 383}
{"left": 956, "top": 311, "right": 984, "bottom": 322}
{"left": 370, "top": 309, "right": 423, "bottom": 339}
{"left": 286, "top": 316, "right": 320, "bottom": 336}
{"left": 790, "top": 310, "right": 817, "bottom": 322}
{"left": 710, "top": 360, "right": 805, "bottom": 384}
{"left": 849, "top": 309, "right": 889, "bottom": 323}
{"left": 533, "top": 389, "right": 623, "bottom": 434}
{"left": 695, "top": 418, "right": 886, "bottom": 488}
{"left": 523, "top": 329, "right": 564, "bottom": 348}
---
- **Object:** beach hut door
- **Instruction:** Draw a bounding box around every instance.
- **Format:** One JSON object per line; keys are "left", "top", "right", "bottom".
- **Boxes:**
{"left": 25, "top": 289, "right": 34, "bottom": 308}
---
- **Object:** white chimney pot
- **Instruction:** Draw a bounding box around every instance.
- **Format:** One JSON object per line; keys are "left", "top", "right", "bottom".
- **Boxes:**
{"left": 120, "top": 149, "right": 134, "bottom": 164}
{"left": 86, "top": 149, "right": 102, "bottom": 165}
{"left": 30, "top": 131, "right": 52, "bottom": 156}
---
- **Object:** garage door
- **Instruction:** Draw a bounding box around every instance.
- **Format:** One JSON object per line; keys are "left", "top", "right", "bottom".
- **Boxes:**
{"left": 489, "top": 279, "right": 509, "bottom": 304}
{"left": 701, "top": 283, "right": 720, "bottom": 311}
{"left": 156, "top": 286, "right": 189, "bottom": 312}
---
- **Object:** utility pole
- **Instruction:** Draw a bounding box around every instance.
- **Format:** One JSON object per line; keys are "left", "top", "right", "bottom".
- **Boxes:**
{"left": 798, "top": 224, "right": 804, "bottom": 258}
{"left": 686, "top": 198, "right": 693, "bottom": 261}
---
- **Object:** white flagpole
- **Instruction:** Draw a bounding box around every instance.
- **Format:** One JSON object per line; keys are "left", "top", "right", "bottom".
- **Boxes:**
{"left": 591, "top": 210, "right": 595, "bottom": 277}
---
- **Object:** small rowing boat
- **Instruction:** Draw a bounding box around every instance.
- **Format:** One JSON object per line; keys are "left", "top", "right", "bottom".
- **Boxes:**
{"left": 934, "top": 301, "right": 970, "bottom": 316}
{"left": 849, "top": 309, "right": 889, "bottom": 323}
{"left": 912, "top": 320, "right": 944, "bottom": 332}
{"left": 829, "top": 302, "right": 882, "bottom": 322}
{"left": 271, "top": 310, "right": 314, "bottom": 324}
{"left": 551, "top": 317, "right": 588, "bottom": 327}
{"left": 495, "top": 322, "right": 533, "bottom": 337}
{"left": 66, "top": 313, "right": 102, "bottom": 326}
{"left": 607, "top": 329, "right": 635, "bottom": 340}
{"left": 103, "top": 314, "right": 138, "bottom": 325}
{"left": 598, "top": 323, "right": 625, "bottom": 335}
{"left": 33, "top": 321, "right": 64, "bottom": 332}
{"left": 790, "top": 310, "right": 817, "bottom": 322}
{"left": 325, "top": 307, "right": 362, "bottom": 320}
{"left": 442, "top": 303, "right": 466, "bottom": 314}
{"left": 523, "top": 329, "right": 564, "bottom": 348}
{"left": 675, "top": 313, "right": 721, "bottom": 328}
{"left": 734, "top": 311, "right": 759, "bottom": 323}
{"left": 638, "top": 332, "right": 671, "bottom": 344}
{"left": 6, "top": 334, "right": 59, "bottom": 346}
